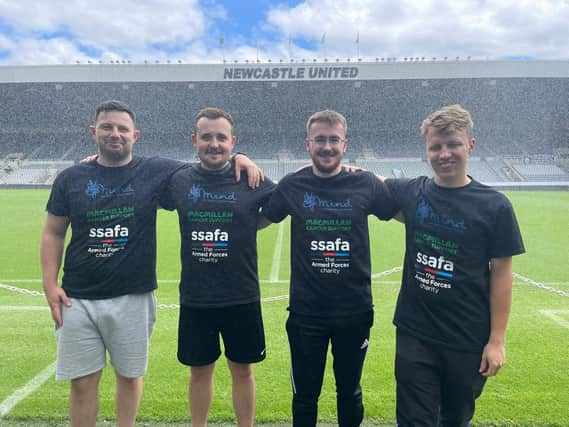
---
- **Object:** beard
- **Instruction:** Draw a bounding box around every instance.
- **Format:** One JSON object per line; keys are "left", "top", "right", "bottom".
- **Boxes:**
{"left": 98, "top": 142, "right": 131, "bottom": 164}
{"left": 199, "top": 147, "right": 230, "bottom": 170}
{"left": 310, "top": 149, "right": 343, "bottom": 175}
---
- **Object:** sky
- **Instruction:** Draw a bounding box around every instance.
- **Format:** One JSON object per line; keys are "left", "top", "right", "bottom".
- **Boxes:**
{"left": 0, "top": 0, "right": 569, "bottom": 65}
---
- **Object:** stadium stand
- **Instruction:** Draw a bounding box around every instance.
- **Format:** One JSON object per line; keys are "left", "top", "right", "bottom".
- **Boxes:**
{"left": 0, "top": 61, "right": 568, "bottom": 184}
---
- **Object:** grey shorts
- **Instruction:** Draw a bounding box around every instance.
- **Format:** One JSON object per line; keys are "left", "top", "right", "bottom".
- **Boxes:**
{"left": 55, "top": 291, "right": 156, "bottom": 381}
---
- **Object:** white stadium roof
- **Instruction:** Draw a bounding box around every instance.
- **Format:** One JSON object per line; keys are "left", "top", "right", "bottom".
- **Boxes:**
{"left": 0, "top": 60, "right": 568, "bottom": 83}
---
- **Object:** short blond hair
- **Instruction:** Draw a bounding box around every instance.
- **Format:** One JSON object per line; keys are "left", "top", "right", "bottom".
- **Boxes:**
{"left": 421, "top": 104, "right": 474, "bottom": 138}
{"left": 306, "top": 110, "right": 347, "bottom": 136}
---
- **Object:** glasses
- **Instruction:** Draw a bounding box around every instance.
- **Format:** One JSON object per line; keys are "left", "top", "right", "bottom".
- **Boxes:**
{"left": 310, "top": 136, "right": 345, "bottom": 146}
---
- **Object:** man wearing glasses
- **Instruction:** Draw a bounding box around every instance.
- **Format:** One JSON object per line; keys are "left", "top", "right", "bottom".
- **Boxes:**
{"left": 262, "top": 110, "right": 398, "bottom": 427}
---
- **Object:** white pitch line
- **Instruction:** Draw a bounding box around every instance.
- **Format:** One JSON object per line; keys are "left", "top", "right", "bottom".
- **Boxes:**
{"left": 0, "top": 306, "right": 47, "bottom": 311}
{"left": 270, "top": 221, "right": 286, "bottom": 283}
{"left": 0, "top": 283, "right": 44, "bottom": 297}
{"left": 539, "top": 310, "right": 569, "bottom": 330}
{"left": 513, "top": 273, "right": 569, "bottom": 298}
{"left": 0, "top": 361, "right": 56, "bottom": 417}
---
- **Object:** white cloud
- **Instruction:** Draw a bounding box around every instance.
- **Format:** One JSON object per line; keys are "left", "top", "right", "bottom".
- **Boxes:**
{"left": 1, "top": 38, "right": 91, "bottom": 65}
{"left": 0, "top": 0, "right": 206, "bottom": 52}
{"left": 0, "top": 0, "right": 569, "bottom": 64}
{"left": 265, "top": 0, "right": 569, "bottom": 59}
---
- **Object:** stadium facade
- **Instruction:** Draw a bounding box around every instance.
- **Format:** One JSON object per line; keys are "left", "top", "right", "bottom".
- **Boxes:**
{"left": 0, "top": 60, "right": 568, "bottom": 187}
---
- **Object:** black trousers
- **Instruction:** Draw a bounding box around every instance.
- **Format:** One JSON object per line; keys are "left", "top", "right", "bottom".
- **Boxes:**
{"left": 395, "top": 330, "right": 487, "bottom": 427}
{"left": 286, "top": 310, "right": 373, "bottom": 427}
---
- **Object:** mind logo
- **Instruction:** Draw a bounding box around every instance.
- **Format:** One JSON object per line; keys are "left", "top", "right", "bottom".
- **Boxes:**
{"left": 189, "top": 184, "right": 202, "bottom": 202}
{"left": 86, "top": 180, "right": 104, "bottom": 199}
{"left": 85, "top": 180, "right": 134, "bottom": 199}
{"left": 415, "top": 198, "right": 466, "bottom": 231}
{"left": 416, "top": 199, "right": 430, "bottom": 224}
{"left": 188, "top": 184, "right": 237, "bottom": 203}
{"left": 303, "top": 192, "right": 318, "bottom": 211}
{"left": 303, "top": 192, "right": 352, "bottom": 212}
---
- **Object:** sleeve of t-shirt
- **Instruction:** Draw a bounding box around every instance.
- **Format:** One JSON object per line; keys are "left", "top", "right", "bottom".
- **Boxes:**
{"left": 154, "top": 158, "right": 190, "bottom": 210}
{"left": 158, "top": 170, "right": 181, "bottom": 211}
{"left": 257, "top": 178, "right": 277, "bottom": 209}
{"left": 383, "top": 178, "right": 411, "bottom": 209}
{"left": 369, "top": 174, "right": 400, "bottom": 220}
{"left": 261, "top": 179, "right": 289, "bottom": 223}
{"left": 489, "top": 197, "right": 526, "bottom": 258}
{"left": 46, "top": 171, "right": 70, "bottom": 217}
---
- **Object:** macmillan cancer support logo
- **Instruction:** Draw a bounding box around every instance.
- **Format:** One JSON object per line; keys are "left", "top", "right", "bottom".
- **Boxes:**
{"left": 188, "top": 184, "right": 237, "bottom": 203}
{"left": 416, "top": 198, "right": 466, "bottom": 231}
{"left": 85, "top": 180, "right": 135, "bottom": 200}
{"left": 303, "top": 192, "right": 352, "bottom": 212}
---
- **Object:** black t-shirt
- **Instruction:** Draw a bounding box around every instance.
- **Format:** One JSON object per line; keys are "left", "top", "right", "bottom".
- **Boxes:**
{"left": 46, "top": 156, "right": 186, "bottom": 299}
{"left": 385, "top": 176, "right": 525, "bottom": 352}
{"left": 160, "top": 163, "right": 275, "bottom": 307}
{"left": 263, "top": 168, "right": 398, "bottom": 317}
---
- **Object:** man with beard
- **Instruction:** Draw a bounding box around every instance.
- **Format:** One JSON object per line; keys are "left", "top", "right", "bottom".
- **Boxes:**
{"left": 262, "top": 110, "right": 398, "bottom": 427}
{"left": 40, "top": 101, "right": 260, "bottom": 427}
{"left": 160, "top": 107, "right": 275, "bottom": 427}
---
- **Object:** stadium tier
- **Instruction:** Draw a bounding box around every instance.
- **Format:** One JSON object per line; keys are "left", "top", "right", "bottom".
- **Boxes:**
{"left": 0, "top": 60, "right": 568, "bottom": 183}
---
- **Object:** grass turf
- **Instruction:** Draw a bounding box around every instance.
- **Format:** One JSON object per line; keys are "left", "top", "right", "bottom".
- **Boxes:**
{"left": 0, "top": 189, "right": 567, "bottom": 426}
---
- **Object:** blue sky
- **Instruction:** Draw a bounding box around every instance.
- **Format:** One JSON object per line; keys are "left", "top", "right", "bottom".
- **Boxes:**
{"left": 0, "top": 0, "right": 568, "bottom": 65}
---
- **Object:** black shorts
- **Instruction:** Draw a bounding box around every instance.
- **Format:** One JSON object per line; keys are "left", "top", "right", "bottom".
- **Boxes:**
{"left": 178, "top": 302, "right": 266, "bottom": 366}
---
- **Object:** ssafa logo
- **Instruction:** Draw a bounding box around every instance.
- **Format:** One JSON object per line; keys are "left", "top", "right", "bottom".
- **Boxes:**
{"left": 85, "top": 180, "right": 135, "bottom": 200}
{"left": 303, "top": 192, "right": 352, "bottom": 212}
{"left": 188, "top": 184, "right": 237, "bottom": 203}
{"left": 89, "top": 225, "right": 129, "bottom": 243}
{"left": 415, "top": 251, "right": 454, "bottom": 278}
{"left": 191, "top": 228, "right": 229, "bottom": 248}
{"left": 415, "top": 199, "right": 466, "bottom": 231}
{"left": 310, "top": 238, "right": 350, "bottom": 256}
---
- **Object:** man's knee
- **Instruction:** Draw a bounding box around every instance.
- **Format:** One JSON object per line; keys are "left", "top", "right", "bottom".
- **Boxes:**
{"left": 191, "top": 363, "right": 216, "bottom": 382}
{"left": 227, "top": 360, "right": 253, "bottom": 380}
{"left": 71, "top": 371, "right": 102, "bottom": 397}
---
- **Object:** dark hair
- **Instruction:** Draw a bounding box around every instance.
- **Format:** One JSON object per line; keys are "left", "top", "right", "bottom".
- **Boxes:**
{"left": 95, "top": 100, "right": 136, "bottom": 125}
{"left": 194, "top": 107, "right": 235, "bottom": 134}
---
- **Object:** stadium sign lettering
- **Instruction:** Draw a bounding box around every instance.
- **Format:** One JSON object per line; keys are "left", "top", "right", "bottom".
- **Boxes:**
{"left": 223, "top": 66, "right": 359, "bottom": 80}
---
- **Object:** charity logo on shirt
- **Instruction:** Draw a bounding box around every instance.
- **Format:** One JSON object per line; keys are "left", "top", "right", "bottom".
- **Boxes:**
{"left": 309, "top": 238, "right": 351, "bottom": 275}
{"left": 188, "top": 184, "right": 237, "bottom": 203}
{"left": 87, "top": 224, "right": 130, "bottom": 258}
{"left": 412, "top": 228, "right": 460, "bottom": 294}
{"left": 85, "top": 180, "right": 135, "bottom": 200}
{"left": 416, "top": 198, "right": 466, "bottom": 232}
{"left": 190, "top": 228, "right": 230, "bottom": 264}
{"left": 303, "top": 192, "right": 352, "bottom": 212}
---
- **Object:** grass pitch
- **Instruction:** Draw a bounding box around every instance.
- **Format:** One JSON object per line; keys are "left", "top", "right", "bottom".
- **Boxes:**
{"left": 0, "top": 189, "right": 568, "bottom": 426}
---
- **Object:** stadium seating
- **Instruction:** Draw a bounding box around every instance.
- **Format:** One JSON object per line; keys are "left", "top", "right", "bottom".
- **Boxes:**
{"left": 0, "top": 75, "right": 567, "bottom": 183}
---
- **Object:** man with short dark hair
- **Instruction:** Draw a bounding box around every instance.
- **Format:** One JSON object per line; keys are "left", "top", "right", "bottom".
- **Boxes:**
{"left": 40, "top": 101, "right": 261, "bottom": 427}
{"left": 160, "top": 107, "right": 275, "bottom": 427}
{"left": 384, "top": 104, "right": 525, "bottom": 426}
{"left": 262, "top": 110, "right": 398, "bottom": 427}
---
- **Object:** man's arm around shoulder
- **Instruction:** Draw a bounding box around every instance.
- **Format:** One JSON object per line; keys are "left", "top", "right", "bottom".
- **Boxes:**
{"left": 40, "top": 213, "right": 72, "bottom": 327}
